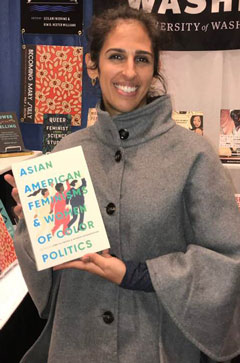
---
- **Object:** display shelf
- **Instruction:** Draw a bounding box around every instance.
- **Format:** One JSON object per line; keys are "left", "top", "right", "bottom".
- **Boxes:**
{"left": 0, "top": 150, "right": 42, "bottom": 175}
{"left": 0, "top": 264, "right": 28, "bottom": 329}
{"left": 223, "top": 163, "right": 240, "bottom": 169}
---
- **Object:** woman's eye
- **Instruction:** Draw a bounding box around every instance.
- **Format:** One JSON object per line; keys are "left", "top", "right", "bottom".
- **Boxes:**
{"left": 109, "top": 54, "right": 123, "bottom": 61}
{"left": 135, "top": 56, "right": 149, "bottom": 63}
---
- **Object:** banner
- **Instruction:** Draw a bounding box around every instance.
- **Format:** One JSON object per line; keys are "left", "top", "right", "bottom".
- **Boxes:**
{"left": 21, "top": 0, "right": 83, "bottom": 34}
{"left": 93, "top": 0, "right": 240, "bottom": 51}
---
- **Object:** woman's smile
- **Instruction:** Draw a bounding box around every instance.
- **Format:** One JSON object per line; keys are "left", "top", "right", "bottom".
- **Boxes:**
{"left": 114, "top": 83, "right": 138, "bottom": 96}
{"left": 95, "top": 19, "right": 154, "bottom": 116}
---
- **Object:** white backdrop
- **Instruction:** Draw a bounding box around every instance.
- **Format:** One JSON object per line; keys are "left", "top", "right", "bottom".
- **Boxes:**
{"left": 161, "top": 50, "right": 240, "bottom": 192}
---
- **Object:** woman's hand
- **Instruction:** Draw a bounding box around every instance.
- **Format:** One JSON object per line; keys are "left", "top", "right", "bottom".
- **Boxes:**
{"left": 54, "top": 250, "right": 126, "bottom": 285}
{"left": 4, "top": 173, "right": 23, "bottom": 219}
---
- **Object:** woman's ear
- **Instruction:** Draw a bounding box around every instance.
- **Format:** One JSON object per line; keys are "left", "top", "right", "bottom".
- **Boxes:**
{"left": 85, "top": 53, "right": 99, "bottom": 80}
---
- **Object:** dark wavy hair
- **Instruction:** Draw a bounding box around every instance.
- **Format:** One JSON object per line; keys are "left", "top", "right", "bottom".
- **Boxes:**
{"left": 190, "top": 115, "right": 203, "bottom": 130}
{"left": 87, "top": 5, "right": 166, "bottom": 94}
{"left": 55, "top": 183, "right": 64, "bottom": 192}
{"left": 230, "top": 110, "right": 240, "bottom": 129}
{"left": 28, "top": 188, "right": 48, "bottom": 197}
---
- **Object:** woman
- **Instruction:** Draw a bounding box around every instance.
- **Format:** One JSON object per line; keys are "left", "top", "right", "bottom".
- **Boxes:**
{"left": 5, "top": 5, "right": 240, "bottom": 363}
{"left": 190, "top": 114, "right": 203, "bottom": 135}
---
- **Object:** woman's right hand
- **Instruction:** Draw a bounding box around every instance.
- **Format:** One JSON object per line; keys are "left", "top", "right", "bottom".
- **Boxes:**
{"left": 4, "top": 173, "right": 23, "bottom": 219}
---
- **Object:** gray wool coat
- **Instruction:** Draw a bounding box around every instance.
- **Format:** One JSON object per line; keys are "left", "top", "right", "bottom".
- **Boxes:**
{"left": 14, "top": 95, "right": 240, "bottom": 363}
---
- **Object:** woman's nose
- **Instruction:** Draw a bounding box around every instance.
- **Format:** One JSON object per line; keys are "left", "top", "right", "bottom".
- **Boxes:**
{"left": 122, "top": 59, "right": 137, "bottom": 79}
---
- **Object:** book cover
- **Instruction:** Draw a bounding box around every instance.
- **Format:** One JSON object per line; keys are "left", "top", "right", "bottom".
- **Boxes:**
{"left": 0, "top": 213, "right": 17, "bottom": 278}
{"left": 87, "top": 108, "right": 98, "bottom": 127}
{"left": 21, "top": 0, "right": 83, "bottom": 35}
{"left": 219, "top": 109, "right": 240, "bottom": 163}
{"left": 20, "top": 45, "right": 83, "bottom": 125}
{"left": 12, "top": 146, "right": 110, "bottom": 270}
{"left": 43, "top": 114, "right": 72, "bottom": 153}
{"left": 0, "top": 111, "right": 31, "bottom": 157}
{"left": 235, "top": 194, "right": 240, "bottom": 211}
{"left": 0, "top": 199, "right": 15, "bottom": 239}
{"left": 172, "top": 111, "right": 203, "bottom": 135}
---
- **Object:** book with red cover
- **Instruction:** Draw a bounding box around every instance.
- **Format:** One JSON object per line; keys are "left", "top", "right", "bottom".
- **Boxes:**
{"left": 21, "top": 45, "right": 83, "bottom": 126}
{"left": 0, "top": 214, "right": 17, "bottom": 277}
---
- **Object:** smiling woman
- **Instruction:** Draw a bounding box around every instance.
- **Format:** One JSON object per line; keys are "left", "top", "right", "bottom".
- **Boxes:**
{"left": 5, "top": 4, "right": 240, "bottom": 363}
{"left": 86, "top": 20, "right": 154, "bottom": 116}
{"left": 86, "top": 4, "right": 166, "bottom": 99}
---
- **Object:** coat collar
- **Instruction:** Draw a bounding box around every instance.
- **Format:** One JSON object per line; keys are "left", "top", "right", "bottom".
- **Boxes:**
{"left": 92, "top": 95, "right": 176, "bottom": 148}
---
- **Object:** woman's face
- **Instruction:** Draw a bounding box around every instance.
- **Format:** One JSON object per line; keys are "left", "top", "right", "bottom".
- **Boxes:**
{"left": 193, "top": 116, "right": 201, "bottom": 128}
{"left": 43, "top": 190, "right": 49, "bottom": 198}
{"left": 94, "top": 20, "right": 154, "bottom": 116}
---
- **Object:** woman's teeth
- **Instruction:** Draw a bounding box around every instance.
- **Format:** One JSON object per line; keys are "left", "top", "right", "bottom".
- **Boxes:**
{"left": 115, "top": 84, "right": 137, "bottom": 93}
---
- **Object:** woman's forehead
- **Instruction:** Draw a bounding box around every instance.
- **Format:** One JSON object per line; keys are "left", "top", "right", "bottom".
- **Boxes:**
{"left": 101, "top": 19, "right": 152, "bottom": 52}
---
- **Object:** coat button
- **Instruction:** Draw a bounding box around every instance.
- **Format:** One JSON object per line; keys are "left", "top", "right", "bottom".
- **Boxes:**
{"left": 115, "top": 150, "right": 122, "bottom": 162}
{"left": 102, "top": 311, "right": 114, "bottom": 324}
{"left": 119, "top": 128, "right": 129, "bottom": 140}
{"left": 106, "top": 203, "right": 116, "bottom": 215}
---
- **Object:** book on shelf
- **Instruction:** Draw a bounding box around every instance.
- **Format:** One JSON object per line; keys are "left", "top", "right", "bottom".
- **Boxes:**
{"left": 12, "top": 146, "right": 110, "bottom": 271}
{"left": 0, "top": 111, "right": 32, "bottom": 158}
{"left": 42, "top": 114, "right": 72, "bottom": 153}
{"left": 0, "top": 207, "right": 17, "bottom": 278}
{"left": 20, "top": 44, "right": 83, "bottom": 126}
{"left": 219, "top": 155, "right": 240, "bottom": 164}
{"left": 172, "top": 111, "right": 203, "bottom": 135}
{"left": 235, "top": 194, "right": 240, "bottom": 211}
{"left": 0, "top": 199, "right": 15, "bottom": 238}
{"left": 219, "top": 109, "right": 240, "bottom": 164}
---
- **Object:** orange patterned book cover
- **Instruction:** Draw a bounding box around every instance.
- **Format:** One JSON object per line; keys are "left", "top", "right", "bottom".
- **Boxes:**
{"left": 21, "top": 45, "right": 83, "bottom": 126}
{"left": 0, "top": 214, "right": 17, "bottom": 277}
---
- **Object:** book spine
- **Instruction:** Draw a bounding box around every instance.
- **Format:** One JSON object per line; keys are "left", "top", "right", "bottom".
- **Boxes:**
{"left": 220, "top": 159, "right": 240, "bottom": 164}
{"left": 20, "top": 45, "right": 36, "bottom": 123}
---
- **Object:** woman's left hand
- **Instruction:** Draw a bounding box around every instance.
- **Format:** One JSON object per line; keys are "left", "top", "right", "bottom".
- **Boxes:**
{"left": 53, "top": 250, "right": 126, "bottom": 285}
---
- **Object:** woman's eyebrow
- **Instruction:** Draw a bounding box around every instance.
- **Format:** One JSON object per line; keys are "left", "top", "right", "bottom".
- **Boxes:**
{"left": 135, "top": 50, "right": 153, "bottom": 58}
{"left": 105, "top": 48, "right": 153, "bottom": 57}
{"left": 105, "top": 48, "right": 125, "bottom": 54}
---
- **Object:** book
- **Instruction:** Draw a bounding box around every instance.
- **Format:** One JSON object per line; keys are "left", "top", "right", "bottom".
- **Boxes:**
{"left": 0, "top": 111, "right": 32, "bottom": 157}
{"left": 172, "top": 111, "right": 203, "bottom": 135}
{"left": 42, "top": 113, "right": 72, "bottom": 153}
{"left": 219, "top": 156, "right": 240, "bottom": 164}
{"left": 235, "top": 194, "right": 240, "bottom": 211}
{"left": 0, "top": 199, "right": 15, "bottom": 239}
{"left": 87, "top": 108, "right": 98, "bottom": 127}
{"left": 20, "top": 44, "right": 83, "bottom": 125}
{"left": 21, "top": 0, "right": 83, "bottom": 35}
{"left": 219, "top": 109, "right": 240, "bottom": 164}
{"left": 12, "top": 146, "right": 110, "bottom": 270}
{"left": 0, "top": 213, "right": 17, "bottom": 278}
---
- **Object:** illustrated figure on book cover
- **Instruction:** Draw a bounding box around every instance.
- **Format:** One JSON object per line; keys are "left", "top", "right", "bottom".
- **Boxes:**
{"left": 50, "top": 180, "right": 71, "bottom": 236}
{"left": 66, "top": 178, "right": 87, "bottom": 229}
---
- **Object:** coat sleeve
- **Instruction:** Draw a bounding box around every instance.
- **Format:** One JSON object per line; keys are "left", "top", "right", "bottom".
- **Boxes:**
{"left": 13, "top": 219, "right": 58, "bottom": 318}
{"left": 146, "top": 146, "right": 240, "bottom": 361}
